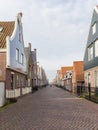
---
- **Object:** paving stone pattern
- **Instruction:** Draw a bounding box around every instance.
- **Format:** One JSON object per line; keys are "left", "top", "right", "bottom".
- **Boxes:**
{"left": 0, "top": 86, "right": 98, "bottom": 130}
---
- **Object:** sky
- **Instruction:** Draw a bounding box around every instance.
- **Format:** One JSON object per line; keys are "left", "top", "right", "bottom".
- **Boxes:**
{"left": 0, "top": 0, "right": 98, "bottom": 82}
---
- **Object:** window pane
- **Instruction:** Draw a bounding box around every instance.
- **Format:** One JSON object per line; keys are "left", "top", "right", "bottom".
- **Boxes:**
{"left": 88, "top": 74, "right": 91, "bottom": 84}
{"left": 92, "top": 23, "right": 96, "bottom": 34}
{"left": 21, "top": 53, "right": 24, "bottom": 64}
{"left": 88, "top": 45, "right": 93, "bottom": 61}
{"left": 95, "top": 71, "right": 98, "bottom": 87}
{"left": 16, "top": 49, "right": 19, "bottom": 62}
{"left": 95, "top": 40, "right": 98, "bottom": 57}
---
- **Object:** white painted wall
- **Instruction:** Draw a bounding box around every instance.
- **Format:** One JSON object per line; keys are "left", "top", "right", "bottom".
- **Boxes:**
{"left": 0, "top": 82, "right": 5, "bottom": 107}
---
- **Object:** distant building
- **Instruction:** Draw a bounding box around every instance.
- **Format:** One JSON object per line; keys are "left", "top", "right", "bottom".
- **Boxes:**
{"left": 61, "top": 66, "right": 73, "bottom": 79}
{"left": 72, "top": 61, "right": 84, "bottom": 93}
{"left": 54, "top": 61, "right": 84, "bottom": 94}
{"left": 40, "top": 67, "right": 48, "bottom": 87}
{"left": 32, "top": 49, "right": 38, "bottom": 90}
{"left": 63, "top": 70, "right": 73, "bottom": 91}
{"left": 55, "top": 70, "right": 62, "bottom": 86}
{"left": 25, "top": 43, "right": 33, "bottom": 92}
{"left": 61, "top": 66, "right": 73, "bottom": 87}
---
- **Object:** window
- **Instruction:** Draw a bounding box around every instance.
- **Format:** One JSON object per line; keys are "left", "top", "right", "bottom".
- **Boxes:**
{"left": 17, "top": 75, "right": 19, "bottom": 86}
{"left": 92, "top": 23, "right": 96, "bottom": 34}
{"left": 94, "top": 71, "right": 98, "bottom": 88}
{"left": 16, "top": 48, "right": 19, "bottom": 62}
{"left": 19, "top": 23, "right": 22, "bottom": 42}
{"left": 88, "top": 73, "right": 91, "bottom": 84}
{"left": 19, "top": 33, "right": 21, "bottom": 42}
{"left": 88, "top": 45, "right": 93, "bottom": 61}
{"left": 21, "top": 53, "right": 24, "bottom": 64}
{"left": 95, "top": 39, "right": 98, "bottom": 57}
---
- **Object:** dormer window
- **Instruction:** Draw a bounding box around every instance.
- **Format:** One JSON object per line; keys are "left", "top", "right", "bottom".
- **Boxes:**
{"left": 92, "top": 23, "right": 96, "bottom": 35}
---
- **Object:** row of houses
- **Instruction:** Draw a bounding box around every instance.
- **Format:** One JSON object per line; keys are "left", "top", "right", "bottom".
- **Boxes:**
{"left": 53, "top": 61, "right": 84, "bottom": 94}
{"left": 0, "top": 13, "right": 48, "bottom": 107}
{"left": 53, "top": 6, "right": 98, "bottom": 97}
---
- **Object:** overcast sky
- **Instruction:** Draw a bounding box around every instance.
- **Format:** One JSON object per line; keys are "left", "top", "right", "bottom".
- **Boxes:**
{"left": 0, "top": 0, "right": 98, "bottom": 81}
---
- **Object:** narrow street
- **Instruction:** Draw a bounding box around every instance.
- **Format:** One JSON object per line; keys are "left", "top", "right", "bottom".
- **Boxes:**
{"left": 0, "top": 86, "right": 98, "bottom": 130}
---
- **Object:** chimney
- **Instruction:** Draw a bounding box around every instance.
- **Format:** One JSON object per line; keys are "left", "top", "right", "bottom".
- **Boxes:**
{"left": 17, "top": 12, "right": 23, "bottom": 22}
{"left": 28, "top": 43, "right": 31, "bottom": 50}
{"left": 34, "top": 48, "right": 36, "bottom": 52}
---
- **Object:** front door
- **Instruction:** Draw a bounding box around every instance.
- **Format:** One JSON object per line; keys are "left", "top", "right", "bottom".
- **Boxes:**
{"left": 11, "top": 72, "right": 15, "bottom": 89}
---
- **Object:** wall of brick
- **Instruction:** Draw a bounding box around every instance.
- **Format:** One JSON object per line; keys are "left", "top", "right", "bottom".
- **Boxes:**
{"left": 72, "top": 61, "right": 84, "bottom": 83}
{"left": 0, "top": 52, "right": 6, "bottom": 81}
{"left": 61, "top": 66, "right": 73, "bottom": 79}
{"left": 6, "top": 68, "right": 27, "bottom": 91}
{"left": 6, "top": 69, "right": 11, "bottom": 89}
{"left": 84, "top": 66, "right": 98, "bottom": 88}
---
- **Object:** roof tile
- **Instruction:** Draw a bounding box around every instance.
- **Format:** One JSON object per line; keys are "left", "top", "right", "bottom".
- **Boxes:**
{"left": 0, "top": 21, "right": 15, "bottom": 48}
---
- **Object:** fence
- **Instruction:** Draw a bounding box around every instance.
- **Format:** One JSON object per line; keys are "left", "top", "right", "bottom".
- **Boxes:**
{"left": 6, "top": 88, "right": 20, "bottom": 99}
{"left": 0, "top": 82, "right": 5, "bottom": 107}
{"left": 76, "top": 86, "right": 98, "bottom": 103}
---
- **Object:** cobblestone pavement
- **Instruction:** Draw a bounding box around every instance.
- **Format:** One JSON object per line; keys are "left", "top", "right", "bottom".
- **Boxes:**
{"left": 0, "top": 86, "right": 98, "bottom": 130}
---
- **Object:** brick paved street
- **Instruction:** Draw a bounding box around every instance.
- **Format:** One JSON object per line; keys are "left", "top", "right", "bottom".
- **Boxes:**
{"left": 0, "top": 86, "right": 98, "bottom": 130}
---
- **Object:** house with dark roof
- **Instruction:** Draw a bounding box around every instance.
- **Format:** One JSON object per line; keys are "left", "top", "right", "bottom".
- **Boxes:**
{"left": 0, "top": 13, "right": 27, "bottom": 102}
{"left": 25, "top": 43, "right": 33, "bottom": 92}
{"left": 84, "top": 6, "right": 98, "bottom": 92}
{"left": 32, "top": 49, "right": 38, "bottom": 90}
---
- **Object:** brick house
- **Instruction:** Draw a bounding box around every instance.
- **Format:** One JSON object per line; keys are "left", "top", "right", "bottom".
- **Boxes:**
{"left": 72, "top": 61, "right": 84, "bottom": 93}
{"left": 61, "top": 66, "right": 73, "bottom": 88}
{"left": 84, "top": 6, "right": 98, "bottom": 93}
{"left": 0, "top": 13, "right": 27, "bottom": 100}
{"left": 62, "top": 61, "right": 84, "bottom": 93}
{"left": 63, "top": 70, "right": 73, "bottom": 91}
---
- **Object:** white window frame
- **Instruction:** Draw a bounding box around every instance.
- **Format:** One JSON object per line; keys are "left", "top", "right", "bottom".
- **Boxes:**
{"left": 95, "top": 39, "right": 98, "bottom": 57}
{"left": 21, "top": 53, "right": 24, "bottom": 64}
{"left": 94, "top": 71, "right": 98, "bottom": 88}
{"left": 16, "top": 48, "right": 19, "bottom": 62}
{"left": 92, "top": 23, "right": 96, "bottom": 35}
{"left": 88, "top": 73, "right": 91, "bottom": 84}
{"left": 88, "top": 45, "right": 93, "bottom": 61}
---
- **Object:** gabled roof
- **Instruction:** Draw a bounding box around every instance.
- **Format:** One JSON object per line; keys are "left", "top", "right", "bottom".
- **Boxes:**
{"left": 84, "top": 5, "right": 98, "bottom": 70}
{"left": 0, "top": 21, "right": 15, "bottom": 48}
{"left": 94, "top": 5, "right": 98, "bottom": 14}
